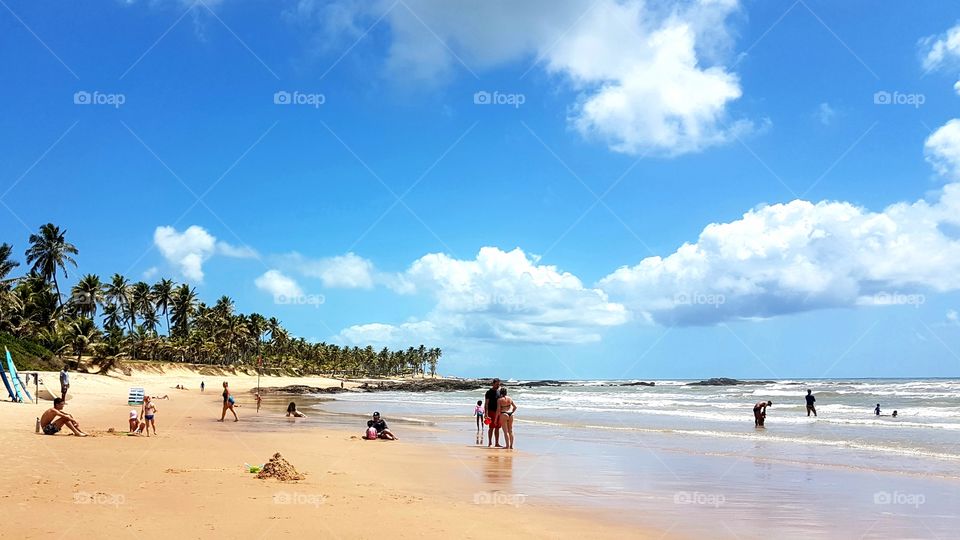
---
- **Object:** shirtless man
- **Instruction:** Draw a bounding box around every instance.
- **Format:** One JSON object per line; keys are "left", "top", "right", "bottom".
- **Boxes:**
{"left": 753, "top": 400, "right": 772, "bottom": 427}
{"left": 484, "top": 378, "right": 503, "bottom": 448}
{"left": 40, "top": 398, "right": 87, "bottom": 436}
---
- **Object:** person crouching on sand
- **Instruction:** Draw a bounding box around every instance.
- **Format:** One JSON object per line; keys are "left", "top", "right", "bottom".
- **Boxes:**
{"left": 754, "top": 400, "right": 772, "bottom": 427}
{"left": 41, "top": 398, "right": 87, "bottom": 437}
{"left": 128, "top": 410, "right": 142, "bottom": 434}
{"left": 219, "top": 381, "right": 238, "bottom": 422}
{"left": 497, "top": 388, "right": 517, "bottom": 450}
{"left": 286, "top": 402, "right": 307, "bottom": 418}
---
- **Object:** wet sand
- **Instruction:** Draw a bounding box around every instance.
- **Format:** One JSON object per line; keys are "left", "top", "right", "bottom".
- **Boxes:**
{"left": 0, "top": 369, "right": 652, "bottom": 539}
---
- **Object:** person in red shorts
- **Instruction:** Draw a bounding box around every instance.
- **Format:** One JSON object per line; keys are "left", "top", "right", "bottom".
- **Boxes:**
{"left": 484, "top": 378, "right": 503, "bottom": 448}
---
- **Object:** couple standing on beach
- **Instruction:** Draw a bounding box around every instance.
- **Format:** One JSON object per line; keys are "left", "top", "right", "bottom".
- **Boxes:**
{"left": 482, "top": 378, "right": 517, "bottom": 449}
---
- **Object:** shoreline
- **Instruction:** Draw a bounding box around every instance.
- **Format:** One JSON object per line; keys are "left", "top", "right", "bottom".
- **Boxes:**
{"left": 0, "top": 369, "right": 658, "bottom": 539}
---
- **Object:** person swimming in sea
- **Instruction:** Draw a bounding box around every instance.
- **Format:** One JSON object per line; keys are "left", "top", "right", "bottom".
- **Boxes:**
{"left": 286, "top": 402, "right": 307, "bottom": 418}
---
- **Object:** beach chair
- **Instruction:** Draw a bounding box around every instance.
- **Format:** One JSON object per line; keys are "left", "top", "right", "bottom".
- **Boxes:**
{"left": 128, "top": 387, "right": 145, "bottom": 406}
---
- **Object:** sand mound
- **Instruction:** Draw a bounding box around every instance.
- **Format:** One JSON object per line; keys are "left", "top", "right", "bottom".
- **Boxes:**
{"left": 255, "top": 453, "right": 304, "bottom": 481}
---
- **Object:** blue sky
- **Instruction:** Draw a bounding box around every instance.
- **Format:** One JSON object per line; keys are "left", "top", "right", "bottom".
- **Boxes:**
{"left": 2, "top": 0, "right": 960, "bottom": 379}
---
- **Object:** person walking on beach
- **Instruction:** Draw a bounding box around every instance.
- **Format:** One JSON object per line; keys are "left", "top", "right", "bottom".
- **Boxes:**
{"left": 200, "top": 381, "right": 205, "bottom": 392}
{"left": 497, "top": 387, "right": 517, "bottom": 449}
{"left": 474, "top": 400, "right": 484, "bottom": 442}
{"left": 59, "top": 367, "right": 69, "bottom": 401}
{"left": 805, "top": 389, "right": 817, "bottom": 417}
{"left": 141, "top": 395, "right": 157, "bottom": 436}
{"left": 754, "top": 400, "right": 772, "bottom": 427}
{"left": 40, "top": 398, "right": 87, "bottom": 436}
{"left": 484, "top": 378, "right": 503, "bottom": 448}
{"left": 219, "top": 381, "right": 238, "bottom": 422}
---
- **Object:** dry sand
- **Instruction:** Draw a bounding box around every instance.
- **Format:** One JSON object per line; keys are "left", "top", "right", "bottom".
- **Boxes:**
{"left": 0, "top": 367, "right": 654, "bottom": 539}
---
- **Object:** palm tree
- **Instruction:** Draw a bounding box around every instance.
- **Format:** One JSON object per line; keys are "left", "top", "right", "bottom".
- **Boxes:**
{"left": 66, "top": 317, "right": 101, "bottom": 365}
{"left": 151, "top": 278, "right": 174, "bottom": 335}
{"left": 69, "top": 274, "right": 103, "bottom": 319}
{"left": 130, "top": 282, "right": 153, "bottom": 327}
{"left": 170, "top": 284, "right": 197, "bottom": 339}
{"left": 104, "top": 274, "right": 133, "bottom": 332}
{"left": 0, "top": 243, "right": 21, "bottom": 330}
{"left": 24, "top": 223, "right": 78, "bottom": 311}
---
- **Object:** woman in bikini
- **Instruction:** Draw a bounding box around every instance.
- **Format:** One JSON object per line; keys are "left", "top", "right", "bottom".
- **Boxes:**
{"left": 497, "top": 387, "right": 517, "bottom": 449}
{"left": 141, "top": 395, "right": 158, "bottom": 436}
{"left": 220, "top": 381, "right": 238, "bottom": 422}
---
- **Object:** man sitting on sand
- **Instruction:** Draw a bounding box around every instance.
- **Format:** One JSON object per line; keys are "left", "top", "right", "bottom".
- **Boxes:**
{"left": 367, "top": 412, "right": 397, "bottom": 440}
{"left": 753, "top": 400, "right": 772, "bottom": 427}
{"left": 41, "top": 398, "right": 87, "bottom": 437}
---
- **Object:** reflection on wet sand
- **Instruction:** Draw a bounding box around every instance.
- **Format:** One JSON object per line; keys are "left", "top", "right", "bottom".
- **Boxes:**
{"left": 483, "top": 451, "right": 514, "bottom": 485}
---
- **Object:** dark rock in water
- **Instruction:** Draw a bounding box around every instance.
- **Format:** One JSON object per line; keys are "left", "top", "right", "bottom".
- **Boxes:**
{"left": 254, "top": 385, "right": 350, "bottom": 395}
{"left": 619, "top": 381, "right": 655, "bottom": 387}
{"left": 358, "top": 379, "right": 488, "bottom": 392}
{"left": 686, "top": 378, "right": 776, "bottom": 386}
{"left": 508, "top": 380, "right": 566, "bottom": 387}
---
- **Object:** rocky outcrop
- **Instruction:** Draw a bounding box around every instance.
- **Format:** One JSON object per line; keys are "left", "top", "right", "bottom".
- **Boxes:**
{"left": 358, "top": 379, "right": 489, "bottom": 392}
{"left": 686, "top": 378, "right": 776, "bottom": 386}
{"left": 253, "top": 385, "right": 350, "bottom": 395}
{"left": 619, "top": 381, "right": 655, "bottom": 387}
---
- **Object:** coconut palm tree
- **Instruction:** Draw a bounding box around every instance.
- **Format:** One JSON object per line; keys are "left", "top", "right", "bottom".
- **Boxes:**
{"left": 66, "top": 317, "right": 101, "bottom": 364}
{"left": 24, "top": 223, "right": 78, "bottom": 311}
{"left": 0, "top": 243, "right": 22, "bottom": 330}
{"left": 170, "top": 284, "right": 197, "bottom": 339}
{"left": 130, "top": 281, "right": 153, "bottom": 327}
{"left": 69, "top": 274, "right": 103, "bottom": 319}
{"left": 104, "top": 274, "right": 133, "bottom": 331}
{"left": 151, "top": 278, "right": 175, "bottom": 335}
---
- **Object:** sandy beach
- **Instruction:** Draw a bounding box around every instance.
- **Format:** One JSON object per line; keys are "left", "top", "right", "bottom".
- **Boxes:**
{"left": 0, "top": 368, "right": 649, "bottom": 540}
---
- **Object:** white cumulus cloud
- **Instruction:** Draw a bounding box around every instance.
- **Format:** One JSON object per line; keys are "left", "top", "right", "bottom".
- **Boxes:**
{"left": 255, "top": 270, "right": 304, "bottom": 300}
{"left": 299, "top": 0, "right": 751, "bottom": 156}
{"left": 920, "top": 23, "right": 960, "bottom": 72}
{"left": 153, "top": 225, "right": 257, "bottom": 282}
{"left": 338, "top": 247, "right": 629, "bottom": 345}
{"left": 925, "top": 118, "right": 960, "bottom": 179}
{"left": 599, "top": 178, "right": 960, "bottom": 326}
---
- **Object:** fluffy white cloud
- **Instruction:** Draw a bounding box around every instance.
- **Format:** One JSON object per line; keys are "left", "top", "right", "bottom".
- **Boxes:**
{"left": 338, "top": 247, "right": 629, "bottom": 345}
{"left": 288, "top": 252, "right": 376, "bottom": 289}
{"left": 153, "top": 225, "right": 257, "bottom": 282}
{"left": 920, "top": 23, "right": 960, "bottom": 72}
{"left": 599, "top": 178, "right": 960, "bottom": 325}
{"left": 254, "top": 270, "right": 304, "bottom": 300}
{"left": 301, "top": 0, "right": 750, "bottom": 156}
{"left": 925, "top": 119, "right": 960, "bottom": 179}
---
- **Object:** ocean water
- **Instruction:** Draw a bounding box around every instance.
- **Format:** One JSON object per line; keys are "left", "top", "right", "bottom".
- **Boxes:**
{"left": 308, "top": 379, "right": 960, "bottom": 539}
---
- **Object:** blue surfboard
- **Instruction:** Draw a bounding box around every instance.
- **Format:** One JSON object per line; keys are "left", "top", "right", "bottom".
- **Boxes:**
{"left": 0, "top": 350, "right": 15, "bottom": 401}
{"left": 5, "top": 348, "right": 31, "bottom": 402}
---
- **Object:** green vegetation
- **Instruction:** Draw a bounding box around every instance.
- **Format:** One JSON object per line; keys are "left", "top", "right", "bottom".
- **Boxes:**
{"left": 0, "top": 224, "right": 441, "bottom": 377}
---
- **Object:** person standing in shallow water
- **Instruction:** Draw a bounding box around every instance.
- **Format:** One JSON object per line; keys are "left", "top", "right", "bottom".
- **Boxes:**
{"left": 805, "top": 389, "right": 817, "bottom": 417}
{"left": 497, "top": 387, "right": 517, "bottom": 449}
{"left": 484, "top": 378, "right": 503, "bottom": 447}
{"left": 220, "top": 381, "right": 238, "bottom": 422}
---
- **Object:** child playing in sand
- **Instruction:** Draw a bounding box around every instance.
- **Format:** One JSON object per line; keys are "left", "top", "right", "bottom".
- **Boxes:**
{"left": 286, "top": 402, "right": 307, "bottom": 418}
{"left": 128, "top": 410, "right": 142, "bottom": 434}
{"left": 141, "top": 395, "right": 157, "bottom": 436}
